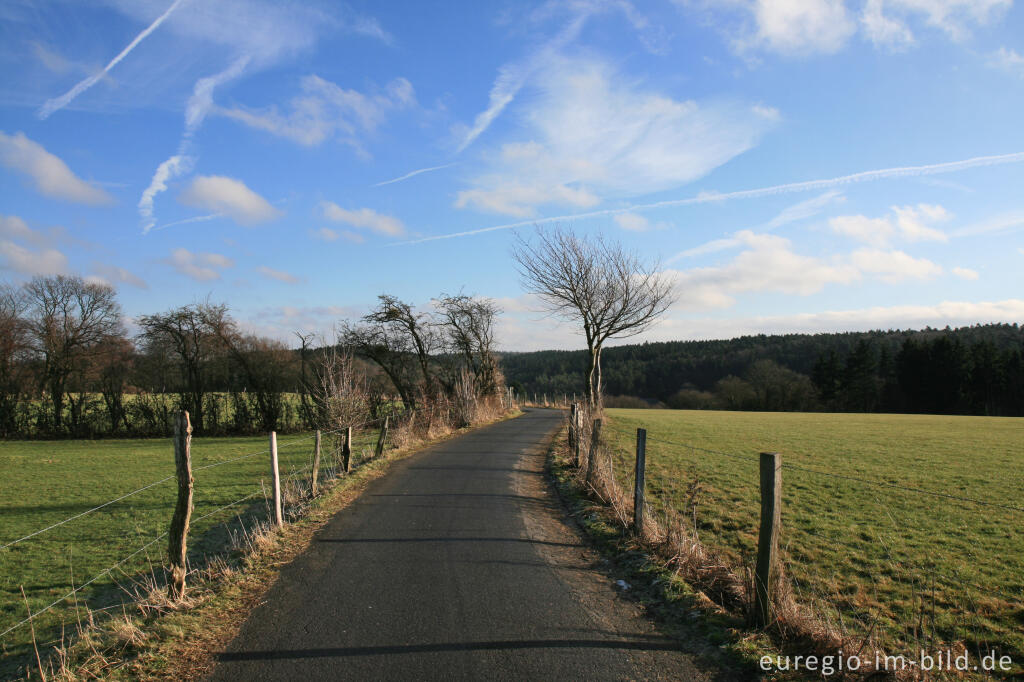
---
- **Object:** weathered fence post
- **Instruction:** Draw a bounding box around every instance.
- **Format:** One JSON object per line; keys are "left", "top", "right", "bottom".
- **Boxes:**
{"left": 568, "top": 403, "right": 578, "bottom": 454}
{"left": 168, "top": 411, "right": 193, "bottom": 600}
{"left": 585, "top": 418, "right": 602, "bottom": 486}
{"left": 375, "top": 416, "right": 389, "bottom": 458}
{"left": 633, "top": 428, "right": 647, "bottom": 536}
{"left": 269, "top": 431, "right": 283, "bottom": 527}
{"left": 754, "top": 451, "right": 782, "bottom": 627}
{"left": 310, "top": 429, "right": 322, "bottom": 497}
{"left": 342, "top": 426, "right": 352, "bottom": 473}
{"left": 572, "top": 404, "right": 582, "bottom": 466}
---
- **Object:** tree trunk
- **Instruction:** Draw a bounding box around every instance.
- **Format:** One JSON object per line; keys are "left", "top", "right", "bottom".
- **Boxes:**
{"left": 586, "top": 346, "right": 599, "bottom": 409}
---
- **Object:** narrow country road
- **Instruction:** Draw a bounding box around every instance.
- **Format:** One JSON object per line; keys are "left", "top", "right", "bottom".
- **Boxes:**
{"left": 208, "top": 409, "right": 726, "bottom": 681}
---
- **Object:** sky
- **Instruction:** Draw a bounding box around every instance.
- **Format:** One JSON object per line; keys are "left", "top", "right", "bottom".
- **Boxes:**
{"left": 1, "top": 0, "right": 1023, "bottom": 351}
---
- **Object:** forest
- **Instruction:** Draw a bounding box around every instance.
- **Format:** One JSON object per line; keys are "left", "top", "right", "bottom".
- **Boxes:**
{"left": 500, "top": 323, "right": 1024, "bottom": 416}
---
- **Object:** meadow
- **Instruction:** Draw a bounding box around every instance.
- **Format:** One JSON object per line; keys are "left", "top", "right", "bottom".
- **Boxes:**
{"left": 0, "top": 426, "right": 380, "bottom": 674}
{"left": 603, "top": 409, "right": 1024, "bottom": 665}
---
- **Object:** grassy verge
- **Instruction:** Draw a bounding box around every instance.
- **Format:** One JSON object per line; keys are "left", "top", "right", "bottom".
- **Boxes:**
{"left": 544, "top": 422, "right": 774, "bottom": 680}
{"left": 589, "top": 409, "right": 1024, "bottom": 679}
{"left": 3, "top": 409, "right": 520, "bottom": 680}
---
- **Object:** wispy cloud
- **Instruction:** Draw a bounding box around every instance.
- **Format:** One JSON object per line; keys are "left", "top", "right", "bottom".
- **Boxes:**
{"left": 38, "top": 0, "right": 186, "bottom": 119}
{"left": 373, "top": 163, "right": 455, "bottom": 187}
{"left": 322, "top": 202, "right": 404, "bottom": 237}
{"left": 402, "top": 150, "right": 1024, "bottom": 244}
{"left": 668, "top": 190, "right": 843, "bottom": 263}
{"left": 164, "top": 247, "right": 234, "bottom": 281}
{"left": 0, "top": 131, "right": 112, "bottom": 205}
{"left": 455, "top": 55, "right": 776, "bottom": 218}
{"left": 220, "top": 75, "right": 414, "bottom": 149}
{"left": 830, "top": 203, "right": 950, "bottom": 246}
{"left": 455, "top": 12, "right": 588, "bottom": 153}
{"left": 90, "top": 263, "right": 148, "bottom": 289}
{"left": 178, "top": 176, "right": 281, "bottom": 225}
{"left": 257, "top": 265, "right": 302, "bottom": 284}
{"left": 988, "top": 46, "right": 1024, "bottom": 77}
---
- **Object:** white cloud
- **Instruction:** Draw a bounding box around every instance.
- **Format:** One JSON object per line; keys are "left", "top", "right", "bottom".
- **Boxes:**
{"left": 952, "top": 266, "right": 979, "bottom": 280}
{"left": 882, "top": 0, "right": 1010, "bottom": 41}
{"left": 0, "top": 131, "right": 112, "bottom": 205}
{"left": 850, "top": 248, "right": 942, "bottom": 282}
{"left": 321, "top": 203, "right": 404, "bottom": 237}
{"left": 139, "top": 155, "right": 192, "bottom": 233}
{"left": 670, "top": 231, "right": 860, "bottom": 310}
{"left": 178, "top": 175, "right": 280, "bottom": 225}
{"left": 164, "top": 248, "right": 234, "bottom": 281}
{"left": 90, "top": 263, "right": 148, "bottom": 289}
{"left": 693, "top": 0, "right": 1009, "bottom": 57}
{"left": 614, "top": 213, "right": 650, "bottom": 232}
{"left": 647, "top": 299, "right": 1024, "bottom": 343}
{"left": 861, "top": 0, "right": 915, "bottom": 48}
{"left": 829, "top": 203, "right": 949, "bottom": 245}
{"left": 0, "top": 240, "right": 68, "bottom": 276}
{"left": 747, "top": 0, "right": 856, "bottom": 55}
{"left": 257, "top": 265, "right": 302, "bottom": 284}
{"left": 455, "top": 55, "right": 775, "bottom": 217}
{"left": 220, "top": 75, "right": 414, "bottom": 149}
{"left": 405, "top": 150, "right": 1024, "bottom": 245}
{"left": 989, "top": 46, "right": 1024, "bottom": 77}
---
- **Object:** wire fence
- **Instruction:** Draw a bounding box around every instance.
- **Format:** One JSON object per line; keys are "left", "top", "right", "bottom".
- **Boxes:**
{"left": 0, "top": 412, "right": 403, "bottom": 671}
{"left": 563, "top": 405, "right": 1024, "bottom": 672}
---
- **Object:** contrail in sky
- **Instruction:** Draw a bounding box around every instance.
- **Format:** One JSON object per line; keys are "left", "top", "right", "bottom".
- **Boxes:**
{"left": 396, "top": 151, "right": 1024, "bottom": 245}
{"left": 38, "top": 0, "right": 187, "bottom": 119}
{"left": 373, "top": 163, "right": 455, "bottom": 187}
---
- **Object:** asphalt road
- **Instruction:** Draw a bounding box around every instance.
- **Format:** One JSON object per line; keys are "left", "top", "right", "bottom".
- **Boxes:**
{"left": 209, "top": 409, "right": 720, "bottom": 681}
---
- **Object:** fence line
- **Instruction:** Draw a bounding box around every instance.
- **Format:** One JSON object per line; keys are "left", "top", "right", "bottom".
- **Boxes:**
{"left": 1, "top": 409, "right": 412, "bottom": 646}
{"left": 643, "top": 432, "right": 1024, "bottom": 514}
{"left": 0, "top": 476, "right": 176, "bottom": 552}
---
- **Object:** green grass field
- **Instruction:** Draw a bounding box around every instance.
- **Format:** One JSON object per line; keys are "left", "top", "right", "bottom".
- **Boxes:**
{"left": 603, "top": 409, "right": 1024, "bottom": 664}
{"left": 0, "top": 427, "right": 380, "bottom": 674}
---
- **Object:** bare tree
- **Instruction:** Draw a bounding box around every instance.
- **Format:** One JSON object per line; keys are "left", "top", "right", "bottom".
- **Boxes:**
{"left": 0, "top": 284, "right": 30, "bottom": 436}
{"left": 435, "top": 293, "right": 501, "bottom": 397}
{"left": 136, "top": 301, "right": 231, "bottom": 434}
{"left": 512, "top": 227, "right": 676, "bottom": 408}
{"left": 340, "top": 295, "right": 439, "bottom": 409}
{"left": 21, "top": 275, "right": 124, "bottom": 433}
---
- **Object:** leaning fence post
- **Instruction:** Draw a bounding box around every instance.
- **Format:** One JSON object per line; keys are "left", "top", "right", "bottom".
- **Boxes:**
{"left": 310, "top": 429, "right": 322, "bottom": 497}
{"left": 375, "top": 416, "right": 390, "bottom": 458}
{"left": 755, "top": 452, "right": 782, "bottom": 627}
{"left": 585, "top": 418, "right": 602, "bottom": 486}
{"left": 342, "top": 426, "right": 352, "bottom": 472}
{"left": 270, "top": 431, "right": 283, "bottom": 527}
{"left": 633, "top": 428, "right": 647, "bottom": 536}
{"left": 168, "top": 411, "right": 193, "bottom": 600}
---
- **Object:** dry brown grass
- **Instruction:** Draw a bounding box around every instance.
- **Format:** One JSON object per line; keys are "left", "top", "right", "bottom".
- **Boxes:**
{"left": 558, "top": 407, "right": 916, "bottom": 677}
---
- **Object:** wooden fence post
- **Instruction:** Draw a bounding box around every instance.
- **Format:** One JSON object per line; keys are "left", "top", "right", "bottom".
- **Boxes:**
{"left": 270, "top": 431, "right": 283, "bottom": 527}
{"left": 572, "top": 404, "right": 582, "bottom": 466}
{"left": 310, "top": 430, "right": 321, "bottom": 497}
{"left": 568, "top": 403, "right": 578, "bottom": 453}
{"left": 168, "top": 411, "right": 193, "bottom": 600}
{"left": 375, "top": 416, "right": 389, "bottom": 458}
{"left": 633, "top": 428, "right": 647, "bottom": 536}
{"left": 342, "top": 426, "right": 352, "bottom": 472}
{"left": 585, "top": 418, "right": 602, "bottom": 486}
{"left": 755, "top": 452, "right": 782, "bottom": 627}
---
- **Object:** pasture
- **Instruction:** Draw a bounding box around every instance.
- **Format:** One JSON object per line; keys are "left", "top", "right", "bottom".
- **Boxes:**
{"left": 0, "top": 428, "right": 378, "bottom": 674}
{"left": 603, "top": 409, "right": 1024, "bottom": 665}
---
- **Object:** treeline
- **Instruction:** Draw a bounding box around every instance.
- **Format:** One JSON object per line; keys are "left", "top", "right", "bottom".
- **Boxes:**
{"left": 1, "top": 276, "right": 503, "bottom": 439}
{"left": 500, "top": 323, "right": 1024, "bottom": 416}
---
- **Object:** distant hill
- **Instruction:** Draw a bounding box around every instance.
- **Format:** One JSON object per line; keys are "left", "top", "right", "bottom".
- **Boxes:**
{"left": 499, "top": 323, "right": 1024, "bottom": 416}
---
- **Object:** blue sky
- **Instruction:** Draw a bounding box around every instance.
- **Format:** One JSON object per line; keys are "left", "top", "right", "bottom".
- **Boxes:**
{"left": 1, "top": 0, "right": 1022, "bottom": 350}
